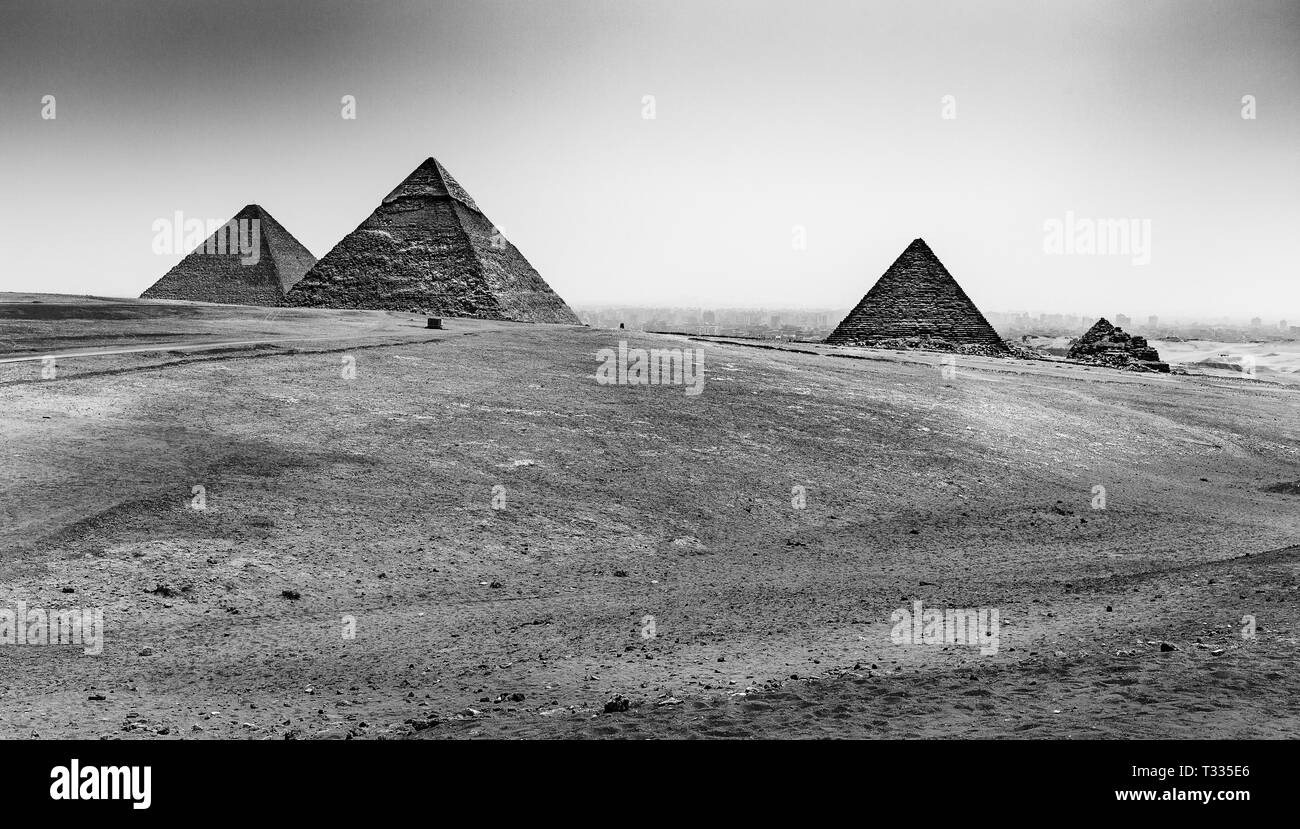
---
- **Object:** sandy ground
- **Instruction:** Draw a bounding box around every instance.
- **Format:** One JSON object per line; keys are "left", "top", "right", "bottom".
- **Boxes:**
{"left": 1154, "top": 339, "right": 1300, "bottom": 385}
{"left": 1, "top": 294, "right": 1298, "bottom": 739}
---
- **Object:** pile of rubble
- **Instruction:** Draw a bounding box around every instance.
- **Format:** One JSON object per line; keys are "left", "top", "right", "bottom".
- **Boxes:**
{"left": 1068, "top": 318, "right": 1170, "bottom": 372}
{"left": 865, "top": 336, "right": 1013, "bottom": 357}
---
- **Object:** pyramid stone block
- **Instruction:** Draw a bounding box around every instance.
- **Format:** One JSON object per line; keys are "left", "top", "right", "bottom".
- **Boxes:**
{"left": 283, "top": 158, "right": 579, "bottom": 324}
{"left": 826, "top": 238, "right": 1008, "bottom": 354}
{"left": 140, "top": 204, "right": 316, "bottom": 305}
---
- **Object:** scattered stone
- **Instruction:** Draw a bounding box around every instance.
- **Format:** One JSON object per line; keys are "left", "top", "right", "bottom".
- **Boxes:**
{"left": 406, "top": 717, "right": 439, "bottom": 732}
{"left": 1067, "top": 318, "right": 1169, "bottom": 372}
{"left": 603, "top": 695, "right": 630, "bottom": 714}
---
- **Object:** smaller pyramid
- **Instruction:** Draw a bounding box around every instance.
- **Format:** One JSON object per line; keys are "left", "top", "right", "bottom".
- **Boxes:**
{"left": 1068, "top": 318, "right": 1169, "bottom": 372}
{"left": 141, "top": 205, "right": 316, "bottom": 306}
{"left": 283, "top": 158, "right": 580, "bottom": 323}
{"left": 826, "top": 238, "right": 1008, "bottom": 354}
{"left": 1074, "top": 317, "right": 1119, "bottom": 344}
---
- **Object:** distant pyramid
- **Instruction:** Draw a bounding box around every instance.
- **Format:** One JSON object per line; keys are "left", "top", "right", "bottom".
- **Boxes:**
{"left": 1074, "top": 317, "right": 1120, "bottom": 346}
{"left": 825, "top": 238, "right": 1008, "bottom": 354}
{"left": 140, "top": 204, "right": 316, "bottom": 305}
{"left": 283, "top": 158, "right": 580, "bottom": 324}
{"left": 1068, "top": 317, "right": 1169, "bottom": 371}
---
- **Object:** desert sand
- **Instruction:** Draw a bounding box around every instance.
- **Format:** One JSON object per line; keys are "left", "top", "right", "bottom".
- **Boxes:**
{"left": 1, "top": 294, "right": 1297, "bottom": 739}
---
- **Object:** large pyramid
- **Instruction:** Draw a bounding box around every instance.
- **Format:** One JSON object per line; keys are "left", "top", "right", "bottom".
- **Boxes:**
{"left": 141, "top": 204, "right": 316, "bottom": 305}
{"left": 826, "top": 238, "right": 1008, "bottom": 354}
{"left": 283, "top": 158, "right": 580, "bottom": 323}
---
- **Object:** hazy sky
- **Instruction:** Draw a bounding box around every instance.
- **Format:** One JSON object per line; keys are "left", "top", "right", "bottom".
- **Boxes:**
{"left": 1, "top": 0, "right": 1296, "bottom": 320}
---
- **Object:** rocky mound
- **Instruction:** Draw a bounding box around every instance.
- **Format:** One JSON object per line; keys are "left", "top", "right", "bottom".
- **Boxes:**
{"left": 856, "top": 336, "right": 1015, "bottom": 358}
{"left": 1068, "top": 318, "right": 1170, "bottom": 372}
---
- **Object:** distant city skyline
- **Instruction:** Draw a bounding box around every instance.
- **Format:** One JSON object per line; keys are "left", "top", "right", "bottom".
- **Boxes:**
{"left": 574, "top": 303, "right": 1297, "bottom": 330}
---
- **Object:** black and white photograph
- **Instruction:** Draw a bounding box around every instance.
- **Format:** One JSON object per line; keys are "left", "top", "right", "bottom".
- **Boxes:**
{"left": 1, "top": 0, "right": 1295, "bottom": 810}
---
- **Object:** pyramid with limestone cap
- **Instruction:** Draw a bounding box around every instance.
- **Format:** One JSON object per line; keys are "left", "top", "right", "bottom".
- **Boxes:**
{"left": 283, "top": 158, "right": 579, "bottom": 324}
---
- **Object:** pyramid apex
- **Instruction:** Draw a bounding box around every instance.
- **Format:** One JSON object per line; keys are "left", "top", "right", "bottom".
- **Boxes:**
{"left": 383, "top": 156, "right": 480, "bottom": 212}
{"left": 901, "top": 238, "right": 939, "bottom": 258}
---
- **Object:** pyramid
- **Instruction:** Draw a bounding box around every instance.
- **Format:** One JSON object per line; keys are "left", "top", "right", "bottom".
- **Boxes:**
{"left": 825, "top": 238, "right": 1008, "bottom": 354}
{"left": 1068, "top": 318, "right": 1169, "bottom": 371}
{"left": 140, "top": 204, "right": 316, "bottom": 305}
{"left": 282, "top": 158, "right": 580, "bottom": 324}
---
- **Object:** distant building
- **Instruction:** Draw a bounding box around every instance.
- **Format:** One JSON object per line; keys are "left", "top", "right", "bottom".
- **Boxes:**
{"left": 1280, "top": 319, "right": 1288, "bottom": 330}
{"left": 1148, "top": 315, "right": 1159, "bottom": 327}
{"left": 1251, "top": 317, "right": 1262, "bottom": 327}
{"left": 1115, "top": 313, "right": 1131, "bottom": 328}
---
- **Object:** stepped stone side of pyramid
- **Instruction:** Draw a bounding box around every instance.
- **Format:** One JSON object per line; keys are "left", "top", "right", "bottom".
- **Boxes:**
{"left": 141, "top": 205, "right": 316, "bottom": 306}
{"left": 1068, "top": 317, "right": 1170, "bottom": 372}
{"left": 284, "top": 199, "right": 505, "bottom": 316}
{"left": 283, "top": 158, "right": 579, "bottom": 324}
{"left": 453, "top": 202, "right": 582, "bottom": 324}
{"left": 261, "top": 217, "right": 318, "bottom": 295}
{"left": 826, "top": 238, "right": 1009, "bottom": 355}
